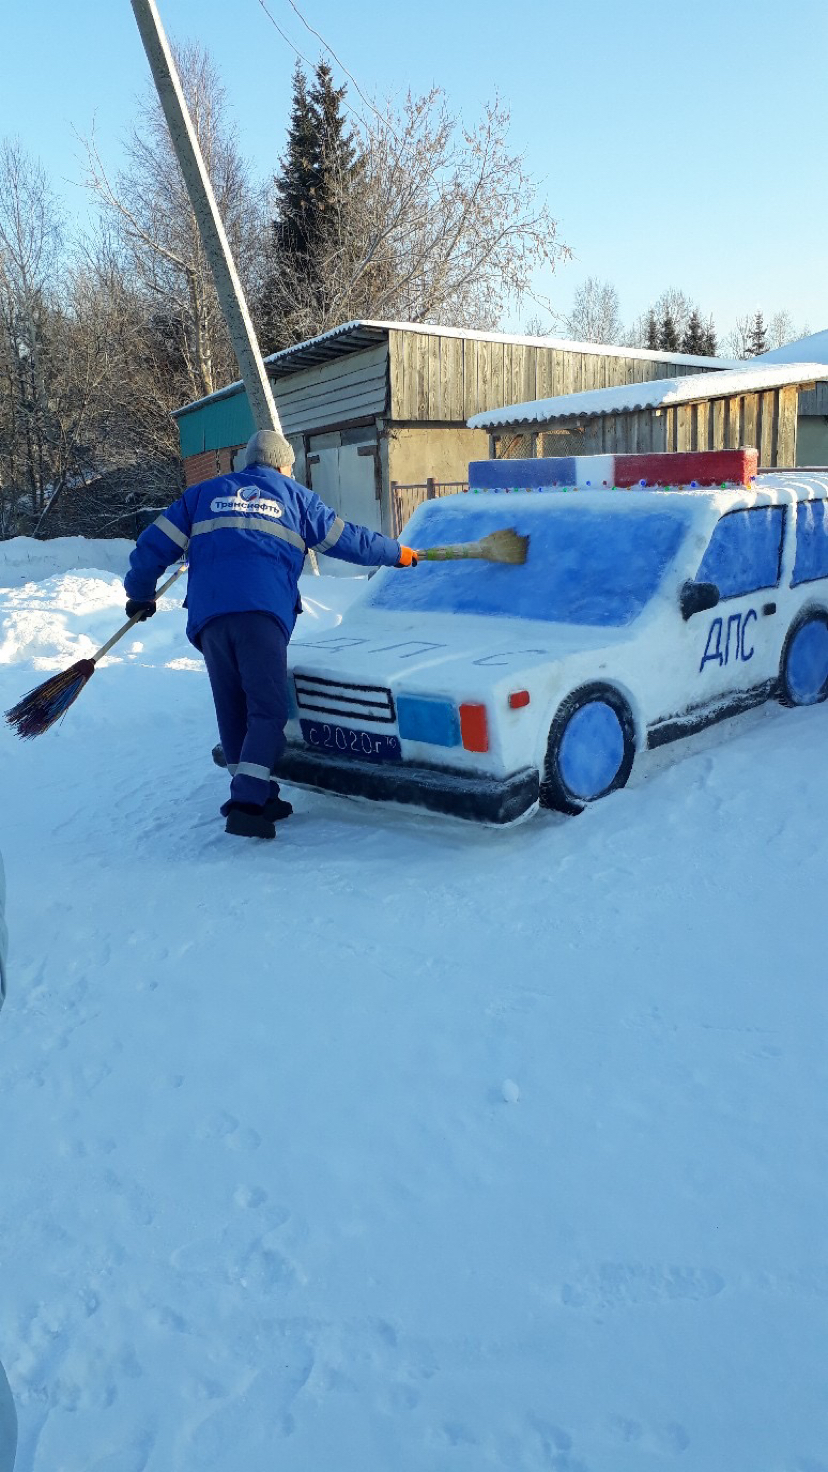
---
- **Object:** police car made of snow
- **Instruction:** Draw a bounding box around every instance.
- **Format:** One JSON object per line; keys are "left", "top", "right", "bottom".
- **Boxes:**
{"left": 275, "top": 450, "right": 828, "bottom": 824}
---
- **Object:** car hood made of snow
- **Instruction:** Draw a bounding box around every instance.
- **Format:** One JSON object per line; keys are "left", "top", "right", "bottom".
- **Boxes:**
{"left": 289, "top": 607, "right": 644, "bottom": 694}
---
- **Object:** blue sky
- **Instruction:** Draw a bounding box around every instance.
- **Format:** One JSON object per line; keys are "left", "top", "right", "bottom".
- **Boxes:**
{"left": 2, "top": 0, "right": 826, "bottom": 341}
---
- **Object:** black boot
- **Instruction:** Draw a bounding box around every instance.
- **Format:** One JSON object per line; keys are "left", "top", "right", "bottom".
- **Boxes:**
{"left": 263, "top": 793, "right": 293, "bottom": 821}
{"left": 224, "top": 802, "right": 276, "bottom": 840}
{"left": 221, "top": 794, "right": 292, "bottom": 821}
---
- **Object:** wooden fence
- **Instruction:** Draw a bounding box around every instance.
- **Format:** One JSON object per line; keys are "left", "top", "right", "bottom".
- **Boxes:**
{"left": 391, "top": 478, "right": 469, "bottom": 536}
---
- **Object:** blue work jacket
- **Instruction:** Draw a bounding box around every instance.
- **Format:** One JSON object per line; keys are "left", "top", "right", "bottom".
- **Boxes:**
{"left": 125, "top": 465, "right": 401, "bottom": 646}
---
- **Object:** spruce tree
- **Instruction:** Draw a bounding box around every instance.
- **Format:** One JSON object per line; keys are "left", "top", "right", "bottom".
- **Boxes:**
{"left": 681, "top": 309, "right": 705, "bottom": 356}
{"left": 308, "top": 59, "right": 357, "bottom": 225}
{"left": 274, "top": 61, "right": 318, "bottom": 260}
{"left": 747, "top": 310, "right": 767, "bottom": 356}
{"left": 701, "top": 316, "right": 717, "bottom": 357}
{"left": 659, "top": 310, "right": 679, "bottom": 353}
{"left": 262, "top": 58, "right": 360, "bottom": 350}
{"left": 645, "top": 311, "right": 659, "bottom": 350}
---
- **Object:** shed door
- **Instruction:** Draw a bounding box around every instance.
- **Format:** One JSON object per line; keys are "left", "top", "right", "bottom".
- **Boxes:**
{"left": 309, "top": 443, "right": 381, "bottom": 534}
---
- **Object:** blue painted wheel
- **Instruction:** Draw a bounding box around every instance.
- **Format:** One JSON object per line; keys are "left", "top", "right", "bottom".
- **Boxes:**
{"left": 781, "top": 612, "right": 828, "bottom": 706}
{"left": 541, "top": 684, "right": 636, "bottom": 815}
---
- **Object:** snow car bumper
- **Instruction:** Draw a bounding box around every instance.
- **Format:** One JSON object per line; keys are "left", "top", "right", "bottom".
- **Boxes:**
{"left": 212, "top": 744, "right": 539, "bottom": 824}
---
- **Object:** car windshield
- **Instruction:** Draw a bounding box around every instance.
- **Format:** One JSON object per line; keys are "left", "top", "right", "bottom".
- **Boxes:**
{"left": 366, "top": 500, "right": 691, "bottom": 626}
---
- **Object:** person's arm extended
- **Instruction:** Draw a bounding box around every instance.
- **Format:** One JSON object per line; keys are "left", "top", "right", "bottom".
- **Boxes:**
{"left": 303, "top": 492, "right": 410, "bottom": 567}
{"left": 124, "top": 489, "right": 195, "bottom": 603}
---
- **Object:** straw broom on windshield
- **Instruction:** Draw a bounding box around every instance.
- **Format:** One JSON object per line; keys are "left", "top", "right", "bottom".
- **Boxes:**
{"left": 414, "top": 528, "right": 530, "bottom": 564}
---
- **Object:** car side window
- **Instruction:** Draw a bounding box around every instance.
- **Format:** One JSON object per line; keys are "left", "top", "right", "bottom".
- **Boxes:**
{"left": 696, "top": 506, "right": 785, "bottom": 599}
{"left": 792, "top": 500, "right": 828, "bottom": 586}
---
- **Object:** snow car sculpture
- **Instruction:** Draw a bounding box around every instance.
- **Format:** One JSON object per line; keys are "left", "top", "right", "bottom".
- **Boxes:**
{"left": 219, "top": 450, "right": 828, "bottom": 824}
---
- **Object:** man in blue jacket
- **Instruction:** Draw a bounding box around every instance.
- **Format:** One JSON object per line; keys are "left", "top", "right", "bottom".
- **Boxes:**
{"left": 125, "top": 429, "right": 417, "bottom": 839}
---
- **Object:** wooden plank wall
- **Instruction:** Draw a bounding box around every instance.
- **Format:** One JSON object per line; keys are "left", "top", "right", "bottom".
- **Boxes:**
{"left": 507, "top": 386, "right": 799, "bottom": 467}
{"left": 269, "top": 342, "right": 389, "bottom": 434}
{"left": 797, "top": 383, "right": 828, "bottom": 416}
{"left": 388, "top": 330, "right": 715, "bottom": 423}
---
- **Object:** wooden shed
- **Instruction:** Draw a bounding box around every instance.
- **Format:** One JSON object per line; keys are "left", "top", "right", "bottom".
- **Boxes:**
{"left": 171, "top": 321, "right": 727, "bottom": 538}
{"left": 754, "top": 330, "right": 828, "bottom": 464}
{"left": 468, "top": 363, "right": 828, "bottom": 471}
{"left": 796, "top": 382, "right": 828, "bottom": 463}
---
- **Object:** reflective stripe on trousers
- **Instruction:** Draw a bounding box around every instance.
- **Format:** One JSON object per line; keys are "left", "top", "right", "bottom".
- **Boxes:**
{"left": 227, "top": 761, "right": 281, "bottom": 785}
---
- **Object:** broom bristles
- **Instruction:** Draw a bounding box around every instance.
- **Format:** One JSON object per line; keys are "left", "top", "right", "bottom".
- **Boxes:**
{"left": 4, "top": 658, "right": 96, "bottom": 739}
{"left": 416, "top": 527, "right": 530, "bottom": 565}
{"left": 476, "top": 528, "right": 530, "bottom": 564}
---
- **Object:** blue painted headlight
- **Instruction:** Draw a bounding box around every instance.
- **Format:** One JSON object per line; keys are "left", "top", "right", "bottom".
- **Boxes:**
{"left": 397, "top": 696, "right": 460, "bottom": 747}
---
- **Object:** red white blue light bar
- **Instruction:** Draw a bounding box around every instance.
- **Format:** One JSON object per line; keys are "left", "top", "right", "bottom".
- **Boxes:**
{"left": 468, "top": 449, "right": 759, "bottom": 491}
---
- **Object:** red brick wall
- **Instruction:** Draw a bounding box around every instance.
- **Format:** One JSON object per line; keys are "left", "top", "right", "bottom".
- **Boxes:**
{"left": 183, "top": 444, "right": 244, "bottom": 487}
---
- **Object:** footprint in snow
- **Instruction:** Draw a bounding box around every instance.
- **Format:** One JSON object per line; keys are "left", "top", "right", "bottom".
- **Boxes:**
{"left": 180, "top": 1354, "right": 315, "bottom": 1462}
{"left": 607, "top": 1415, "right": 690, "bottom": 1454}
{"left": 560, "top": 1262, "right": 725, "bottom": 1309}
{"left": 233, "top": 1184, "right": 268, "bottom": 1209}
{"left": 232, "top": 1231, "right": 299, "bottom": 1293}
{"left": 196, "top": 1112, "right": 261, "bottom": 1150}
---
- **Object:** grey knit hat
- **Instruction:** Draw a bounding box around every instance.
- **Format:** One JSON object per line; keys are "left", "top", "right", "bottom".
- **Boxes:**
{"left": 243, "top": 429, "right": 296, "bottom": 470}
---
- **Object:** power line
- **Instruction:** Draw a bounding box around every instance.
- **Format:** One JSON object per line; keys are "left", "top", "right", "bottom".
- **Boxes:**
{"left": 254, "top": 0, "right": 389, "bottom": 131}
{"left": 281, "top": 0, "right": 387, "bottom": 124}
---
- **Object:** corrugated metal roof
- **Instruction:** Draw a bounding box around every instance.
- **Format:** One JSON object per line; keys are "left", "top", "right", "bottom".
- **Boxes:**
{"left": 177, "top": 389, "right": 255, "bottom": 458}
{"left": 172, "top": 319, "right": 734, "bottom": 420}
{"left": 468, "top": 363, "right": 828, "bottom": 431}
{"left": 176, "top": 343, "right": 389, "bottom": 452}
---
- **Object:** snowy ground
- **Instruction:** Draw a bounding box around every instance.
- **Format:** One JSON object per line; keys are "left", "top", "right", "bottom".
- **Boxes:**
{"left": 1, "top": 538, "right": 827, "bottom": 1472}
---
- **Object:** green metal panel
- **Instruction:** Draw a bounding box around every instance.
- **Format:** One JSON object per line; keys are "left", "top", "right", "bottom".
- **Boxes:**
{"left": 176, "top": 389, "right": 255, "bottom": 457}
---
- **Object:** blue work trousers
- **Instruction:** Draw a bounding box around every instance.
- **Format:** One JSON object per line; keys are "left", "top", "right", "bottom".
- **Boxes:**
{"left": 200, "top": 612, "right": 289, "bottom": 808}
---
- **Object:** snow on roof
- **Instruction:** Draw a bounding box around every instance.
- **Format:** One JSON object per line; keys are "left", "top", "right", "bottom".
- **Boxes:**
{"left": 261, "top": 318, "right": 732, "bottom": 371}
{"left": 752, "top": 328, "right": 828, "bottom": 366}
{"left": 467, "top": 362, "right": 828, "bottom": 430}
{"left": 173, "top": 319, "right": 733, "bottom": 418}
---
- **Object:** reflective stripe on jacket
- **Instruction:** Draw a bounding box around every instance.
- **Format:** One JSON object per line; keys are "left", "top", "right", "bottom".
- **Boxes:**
{"left": 124, "top": 465, "right": 401, "bottom": 646}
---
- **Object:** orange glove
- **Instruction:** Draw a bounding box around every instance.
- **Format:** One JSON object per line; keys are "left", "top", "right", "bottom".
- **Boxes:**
{"left": 396, "top": 545, "right": 418, "bottom": 567}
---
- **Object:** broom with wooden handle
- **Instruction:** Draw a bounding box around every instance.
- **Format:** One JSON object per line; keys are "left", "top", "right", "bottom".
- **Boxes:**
{"left": 413, "top": 528, "right": 530, "bottom": 564}
{"left": 4, "top": 564, "right": 187, "bottom": 739}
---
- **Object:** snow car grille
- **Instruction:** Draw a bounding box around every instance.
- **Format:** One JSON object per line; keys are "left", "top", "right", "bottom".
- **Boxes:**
{"left": 293, "top": 673, "right": 397, "bottom": 724}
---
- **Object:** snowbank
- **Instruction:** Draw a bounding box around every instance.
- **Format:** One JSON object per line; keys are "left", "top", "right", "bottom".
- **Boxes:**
{"left": 0, "top": 536, "right": 362, "bottom": 670}
{"left": 0, "top": 537, "right": 135, "bottom": 589}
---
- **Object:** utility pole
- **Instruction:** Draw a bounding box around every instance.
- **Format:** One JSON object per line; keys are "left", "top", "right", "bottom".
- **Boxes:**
{"left": 129, "top": 0, "right": 281, "bottom": 436}
{"left": 129, "top": 0, "right": 320, "bottom": 569}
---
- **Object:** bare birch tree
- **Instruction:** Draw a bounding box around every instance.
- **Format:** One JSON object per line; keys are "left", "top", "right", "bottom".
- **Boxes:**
{"left": 265, "top": 87, "right": 568, "bottom": 344}
{"left": 565, "top": 277, "right": 621, "bottom": 344}
{"left": 722, "top": 313, "right": 754, "bottom": 359}
{"left": 82, "top": 43, "right": 265, "bottom": 403}
{"left": 0, "top": 137, "right": 115, "bottom": 533}
{"left": 0, "top": 138, "right": 63, "bottom": 523}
